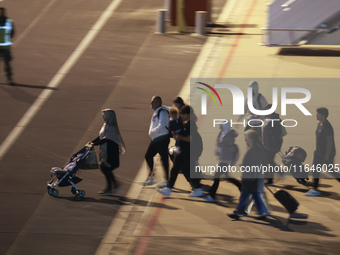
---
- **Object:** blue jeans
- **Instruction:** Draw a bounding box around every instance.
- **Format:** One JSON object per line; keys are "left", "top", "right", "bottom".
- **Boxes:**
{"left": 235, "top": 192, "right": 268, "bottom": 215}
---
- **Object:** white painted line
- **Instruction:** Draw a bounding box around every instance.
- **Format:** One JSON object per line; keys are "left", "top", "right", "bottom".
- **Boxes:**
{"left": 0, "top": 0, "right": 122, "bottom": 161}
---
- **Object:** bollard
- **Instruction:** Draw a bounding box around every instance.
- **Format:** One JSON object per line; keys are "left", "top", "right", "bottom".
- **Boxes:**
{"left": 155, "top": 9, "right": 166, "bottom": 34}
{"left": 164, "top": 0, "right": 171, "bottom": 22}
{"left": 195, "top": 11, "right": 207, "bottom": 36}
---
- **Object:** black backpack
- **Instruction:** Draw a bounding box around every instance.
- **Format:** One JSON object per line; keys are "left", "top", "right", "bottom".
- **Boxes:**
{"left": 191, "top": 131, "right": 203, "bottom": 159}
{"left": 156, "top": 108, "right": 170, "bottom": 135}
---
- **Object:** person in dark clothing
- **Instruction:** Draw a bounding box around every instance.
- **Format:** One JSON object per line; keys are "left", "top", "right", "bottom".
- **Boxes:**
{"left": 157, "top": 105, "right": 204, "bottom": 197}
{"left": 0, "top": 7, "right": 15, "bottom": 84}
{"left": 228, "top": 130, "right": 268, "bottom": 220}
{"left": 173, "top": 96, "right": 185, "bottom": 111}
{"left": 305, "top": 107, "right": 340, "bottom": 196}
{"left": 205, "top": 121, "right": 241, "bottom": 202}
{"left": 91, "top": 109, "right": 126, "bottom": 195}
{"left": 261, "top": 104, "right": 284, "bottom": 185}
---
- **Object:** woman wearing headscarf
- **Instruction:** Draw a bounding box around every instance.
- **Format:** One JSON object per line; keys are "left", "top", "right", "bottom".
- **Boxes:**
{"left": 91, "top": 109, "right": 126, "bottom": 195}
{"left": 205, "top": 120, "right": 241, "bottom": 202}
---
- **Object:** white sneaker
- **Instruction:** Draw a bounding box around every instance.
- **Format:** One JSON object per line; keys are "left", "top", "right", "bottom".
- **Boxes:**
{"left": 157, "top": 181, "right": 168, "bottom": 189}
{"left": 305, "top": 189, "right": 321, "bottom": 197}
{"left": 144, "top": 178, "right": 155, "bottom": 186}
{"left": 204, "top": 195, "right": 215, "bottom": 202}
{"left": 156, "top": 187, "right": 171, "bottom": 196}
{"left": 189, "top": 188, "right": 204, "bottom": 197}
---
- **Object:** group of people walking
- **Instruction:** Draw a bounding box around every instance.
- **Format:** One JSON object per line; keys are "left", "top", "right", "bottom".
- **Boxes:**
{"left": 89, "top": 81, "right": 339, "bottom": 221}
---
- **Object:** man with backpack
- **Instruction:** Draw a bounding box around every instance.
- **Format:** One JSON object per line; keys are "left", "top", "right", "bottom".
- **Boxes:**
{"left": 144, "top": 96, "right": 170, "bottom": 186}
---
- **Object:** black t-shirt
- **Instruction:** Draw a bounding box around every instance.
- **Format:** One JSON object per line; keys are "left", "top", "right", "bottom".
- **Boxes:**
{"left": 315, "top": 119, "right": 335, "bottom": 159}
{"left": 180, "top": 121, "right": 191, "bottom": 156}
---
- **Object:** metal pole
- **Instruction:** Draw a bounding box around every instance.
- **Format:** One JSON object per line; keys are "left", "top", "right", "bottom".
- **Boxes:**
{"left": 195, "top": 11, "right": 207, "bottom": 35}
{"left": 164, "top": 0, "right": 171, "bottom": 22}
{"left": 155, "top": 9, "right": 166, "bottom": 34}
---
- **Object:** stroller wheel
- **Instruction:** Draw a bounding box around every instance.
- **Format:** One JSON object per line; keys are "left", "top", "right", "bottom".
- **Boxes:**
{"left": 52, "top": 189, "right": 59, "bottom": 197}
{"left": 48, "top": 187, "right": 53, "bottom": 195}
{"left": 78, "top": 190, "right": 85, "bottom": 198}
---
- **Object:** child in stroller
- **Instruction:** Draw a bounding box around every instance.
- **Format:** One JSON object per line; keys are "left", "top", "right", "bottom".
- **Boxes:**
{"left": 47, "top": 143, "right": 93, "bottom": 198}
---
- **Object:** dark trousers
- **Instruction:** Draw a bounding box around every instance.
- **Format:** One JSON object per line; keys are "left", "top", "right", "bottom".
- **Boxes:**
{"left": 0, "top": 48, "right": 13, "bottom": 78}
{"left": 312, "top": 152, "right": 340, "bottom": 189}
{"left": 209, "top": 166, "right": 241, "bottom": 199}
{"left": 145, "top": 137, "right": 170, "bottom": 180}
{"left": 264, "top": 149, "right": 277, "bottom": 184}
{"left": 100, "top": 165, "right": 118, "bottom": 191}
{"left": 167, "top": 153, "right": 200, "bottom": 189}
{"left": 99, "top": 142, "right": 120, "bottom": 191}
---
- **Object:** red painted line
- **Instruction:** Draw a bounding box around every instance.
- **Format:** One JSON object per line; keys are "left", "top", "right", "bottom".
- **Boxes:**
{"left": 134, "top": 1, "right": 258, "bottom": 254}
{"left": 218, "top": 0, "right": 258, "bottom": 78}
{"left": 134, "top": 197, "right": 166, "bottom": 255}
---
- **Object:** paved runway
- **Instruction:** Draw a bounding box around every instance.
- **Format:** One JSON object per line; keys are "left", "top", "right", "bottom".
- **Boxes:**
{"left": 0, "top": 0, "right": 220, "bottom": 254}
{"left": 1, "top": 0, "right": 340, "bottom": 254}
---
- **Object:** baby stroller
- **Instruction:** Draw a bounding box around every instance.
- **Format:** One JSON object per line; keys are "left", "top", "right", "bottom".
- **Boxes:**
{"left": 280, "top": 146, "right": 309, "bottom": 185}
{"left": 47, "top": 143, "right": 94, "bottom": 198}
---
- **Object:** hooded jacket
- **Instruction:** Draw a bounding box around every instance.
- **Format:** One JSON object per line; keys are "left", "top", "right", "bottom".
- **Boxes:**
{"left": 241, "top": 81, "right": 268, "bottom": 121}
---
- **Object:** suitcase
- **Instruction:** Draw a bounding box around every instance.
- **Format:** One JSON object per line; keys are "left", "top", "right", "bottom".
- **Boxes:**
{"left": 266, "top": 186, "right": 299, "bottom": 215}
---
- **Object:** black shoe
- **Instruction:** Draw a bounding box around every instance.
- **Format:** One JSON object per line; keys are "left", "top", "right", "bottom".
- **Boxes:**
{"left": 227, "top": 213, "right": 240, "bottom": 220}
{"left": 256, "top": 215, "right": 267, "bottom": 220}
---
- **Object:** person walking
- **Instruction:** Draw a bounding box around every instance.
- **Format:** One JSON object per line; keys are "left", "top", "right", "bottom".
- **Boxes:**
{"left": 238, "top": 81, "right": 268, "bottom": 133}
{"left": 305, "top": 107, "right": 340, "bottom": 196}
{"left": 144, "top": 96, "right": 170, "bottom": 186}
{"left": 261, "top": 104, "right": 284, "bottom": 185}
{"left": 156, "top": 105, "right": 204, "bottom": 197}
{"left": 228, "top": 130, "right": 268, "bottom": 220}
{"left": 0, "top": 7, "right": 15, "bottom": 85}
{"left": 205, "top": 121, "right": 241, "bottom": 202}
{"left": 91, "top": 109, "right": 126, "bottom": 195}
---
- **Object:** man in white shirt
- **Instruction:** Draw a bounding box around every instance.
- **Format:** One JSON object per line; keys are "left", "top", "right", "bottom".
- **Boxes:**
{"left": 144, "top": 96, "right": 170, "bottom": 185}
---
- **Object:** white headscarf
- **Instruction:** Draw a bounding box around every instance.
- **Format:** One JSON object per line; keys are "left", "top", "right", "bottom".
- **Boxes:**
{"left": 99, "top": 109, "right": 126, "bottom": 155}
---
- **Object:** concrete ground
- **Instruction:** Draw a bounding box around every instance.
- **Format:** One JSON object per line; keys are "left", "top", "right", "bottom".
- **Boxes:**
{"left": 1, "top": 0, "right": 340, "bottom": 255}
{"left": 96, "top": 0, "right": 340, "bottom": 254}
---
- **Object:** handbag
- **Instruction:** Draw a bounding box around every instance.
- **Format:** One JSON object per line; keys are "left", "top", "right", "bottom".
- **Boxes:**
{"left": 80, "top": 150, "right": 98, "bottom": 169}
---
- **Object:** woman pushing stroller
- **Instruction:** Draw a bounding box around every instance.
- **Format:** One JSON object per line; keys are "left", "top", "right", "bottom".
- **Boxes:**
{"left": 90, "top": 109, "right": 126, "bottom": 195}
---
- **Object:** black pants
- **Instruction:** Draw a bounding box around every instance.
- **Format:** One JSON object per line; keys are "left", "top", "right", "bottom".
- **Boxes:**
{"left": 264, "top": 149, "right": 277, "bottom": 184}
{"left": 208, "top": 163, "right": 241, "bottom": 199}
{"left": 0, "top": 48, "right": 13, "bottom": 78}
{"left": 145, "top": 137, "right": 170, "bottom": 180}
{"left": 312, "top": 152, "right": 340, "bottom": 189}
{"left": 167, "top": 153, "right": 200, "bottom": 189}
{"left": 100, "top": 141, "right": 119, "bottom": 191}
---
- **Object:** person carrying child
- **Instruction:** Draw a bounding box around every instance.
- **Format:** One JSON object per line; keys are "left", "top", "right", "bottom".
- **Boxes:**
{"left": 168, "top": 107, "right": 183, "bottom": 162}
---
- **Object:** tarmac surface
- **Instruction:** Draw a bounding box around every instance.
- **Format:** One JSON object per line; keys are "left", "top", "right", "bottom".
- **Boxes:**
{"left": 1, "top": 0, "right": 340, "bottom": 255}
